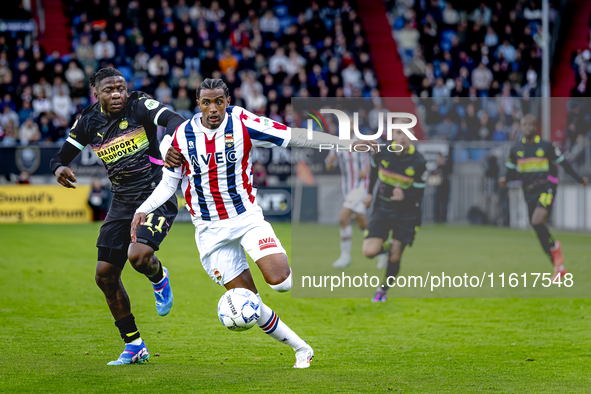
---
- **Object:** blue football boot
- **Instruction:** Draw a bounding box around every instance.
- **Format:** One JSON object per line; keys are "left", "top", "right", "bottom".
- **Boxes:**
{"left": 107, "top": 341, "right": 149, "bottom": 365}
{"left": 153, "top": 267, "right": 173, "bottom": 316}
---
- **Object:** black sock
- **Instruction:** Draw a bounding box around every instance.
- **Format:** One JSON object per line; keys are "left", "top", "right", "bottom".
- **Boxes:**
{"left": 380, "top": 260, "right": 401, "bottom": 291}
{"left": 532, "top": 224, "right": 555, "bottom": 265}
{"left": 115, "top": 313, "right": 140, "bottom": 343}
{"left": 148, "top": 261, "right": 164, "bottom": 283}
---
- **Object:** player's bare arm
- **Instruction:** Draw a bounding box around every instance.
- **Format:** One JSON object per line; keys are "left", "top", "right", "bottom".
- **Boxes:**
{"left": 363, "top": 193, "right": 373, "bottom": 208}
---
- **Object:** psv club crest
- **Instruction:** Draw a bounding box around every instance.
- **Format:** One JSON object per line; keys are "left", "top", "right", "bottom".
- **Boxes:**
{"left": 224, "top": 132, "right": 234, "bottom": 148}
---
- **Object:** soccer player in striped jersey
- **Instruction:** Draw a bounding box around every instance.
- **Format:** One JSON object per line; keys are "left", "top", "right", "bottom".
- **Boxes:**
{"left": 325, "top": 147, "right": 371, "bottom": 268}
{"left": 131, "top": 79, "right": 373, "bottom": 368}
{"left": 498, "top": 115, "right": 587, "bottom": 281}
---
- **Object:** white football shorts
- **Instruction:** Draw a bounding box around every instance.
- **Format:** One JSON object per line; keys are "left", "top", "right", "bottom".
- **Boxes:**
{"left": 343, "top": 186, "right": 367, "bottom": 214}
{"left": 192, "top": 205, "right": 286, "bottom": 286}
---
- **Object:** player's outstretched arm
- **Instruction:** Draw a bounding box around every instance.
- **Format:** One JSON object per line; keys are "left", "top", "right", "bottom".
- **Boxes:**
{"left": 131, "top": 171, "right": 180, "bottom": 243}
{"left": 289, "top": 128, "right": 378, "bottom": 152}
{"left": 560, "top": 159, "right": 588, "bottom": 186}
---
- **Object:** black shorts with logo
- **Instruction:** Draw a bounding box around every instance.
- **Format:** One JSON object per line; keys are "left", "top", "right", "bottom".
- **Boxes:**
{"left": 365, "top": 203, "right": 420, "bottom": 246}
{"left": 97, "top": 193, "right": 178, "bottom": 267}
{"left": 524, "top": 184, "right": 557, "bottom": 219}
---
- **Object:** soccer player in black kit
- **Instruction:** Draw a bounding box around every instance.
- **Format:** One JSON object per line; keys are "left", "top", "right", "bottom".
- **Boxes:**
{"left": 362, "top": 127, "right": 427, "bottom": 302}
{"left": 50, "top": 68, "right": 185, "bottom": 365}
{"left": 499, "top": 114, "right": 587, "bottom": 282}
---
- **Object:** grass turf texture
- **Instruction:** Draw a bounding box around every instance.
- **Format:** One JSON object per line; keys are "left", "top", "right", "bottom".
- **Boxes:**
{"left": 0, "top": 223, "right": 590, "bottom": 393}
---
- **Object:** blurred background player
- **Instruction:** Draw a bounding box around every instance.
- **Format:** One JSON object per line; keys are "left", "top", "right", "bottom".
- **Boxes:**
{"left": 325, "top": 143, "right": 371, "bottom": 269}
{"left": 362, "top": 126, "right": 427, "bottom": 302}
{"left": 499, "top": 114, "right": 588, "bottom": 281}
{"left": 49, "top": 68, "right": 185, "bottom": 365}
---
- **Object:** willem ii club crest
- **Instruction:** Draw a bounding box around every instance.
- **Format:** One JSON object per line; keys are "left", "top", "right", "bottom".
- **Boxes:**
{"left": 213, "top": 269, "right": 223, "bottom": 282}
{"left": 224, "top": 132, "right": 234, "bottom": 148}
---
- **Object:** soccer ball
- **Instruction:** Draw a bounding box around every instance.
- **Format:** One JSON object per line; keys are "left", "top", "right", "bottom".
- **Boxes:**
{"left": 217, "top": 288, "right": 261, "bottom": 331}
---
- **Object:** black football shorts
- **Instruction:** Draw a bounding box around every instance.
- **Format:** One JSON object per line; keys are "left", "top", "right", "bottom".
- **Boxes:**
{"left": 97, "top": 194, "right": 178, "bottom": 267}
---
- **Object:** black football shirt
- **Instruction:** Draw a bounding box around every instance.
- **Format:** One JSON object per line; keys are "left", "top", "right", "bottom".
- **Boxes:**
{"left": 66, "top": 91, "right": 172, "bottom": 198}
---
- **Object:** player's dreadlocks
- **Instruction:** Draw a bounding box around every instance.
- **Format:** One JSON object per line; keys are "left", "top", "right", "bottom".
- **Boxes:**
{"left": 89, "top": 68, "right": 124, "bottom": 87}
{"left": 197, "top": 78, "right": 230, "bottom": 99}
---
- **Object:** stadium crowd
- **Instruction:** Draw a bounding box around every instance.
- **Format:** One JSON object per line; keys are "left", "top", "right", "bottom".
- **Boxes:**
{"left": 385, "top": 0, "right": 572, "bottom": 142}
{"left": 0, "top": 0, "right": 380, "bottom": 147}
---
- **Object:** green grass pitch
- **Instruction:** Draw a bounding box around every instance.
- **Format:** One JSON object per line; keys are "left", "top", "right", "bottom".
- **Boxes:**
{"left": 1, "top": 223, "right": 591, "bottom": 393}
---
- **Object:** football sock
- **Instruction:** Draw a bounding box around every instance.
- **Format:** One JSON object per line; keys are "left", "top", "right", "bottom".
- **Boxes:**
{"left": 129, "top": 338, "right": 142, "bottom": 346}
{"left": 380, "top": 260, "right": 400, "bottom": 292}
{"left": 339, "top": 225, "right": 352, "bottom": 257}
{"left": 376, "top": 239, "right": 391, "bottom": 256}
{"left": 115, "top": 313, "right": 141, "bottom": 343}
{"left": 257, "top": 296, "right": 307, "bottom": 351}
{"left": 532, "top": 223, "right": 555, "bottom": 264}
{"left": 148, "top": 261, "right": 164, "bottom": 283}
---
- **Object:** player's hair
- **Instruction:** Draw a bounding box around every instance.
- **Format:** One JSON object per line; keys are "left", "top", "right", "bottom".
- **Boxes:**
{"left": 89, "top": 68, "right": 124, "bottom": 88}
{"left": 196, "top": 78, "right": 230, "bottom": 100}
{"left": 521, "top": 114, "right": 537, "bottom": 122}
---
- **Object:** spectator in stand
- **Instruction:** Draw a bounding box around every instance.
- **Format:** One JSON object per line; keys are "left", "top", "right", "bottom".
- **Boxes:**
{"left": 259, "top": 10, "right": 281, "bottom": 39}
{"left": 173, "top": 88, "right": 193, "bottom": 119}
{"left": 33, "top": 76, "right": 52, "bottom": 100}
{"left": 147, "top": 54, "right": 169, "bottom": 77}
{"left": 18, "top": 100, "right": 34, "bottom": 124}
{"left": 38, "top": 113, "right": 57, "bottom": 142}
{"left": 76, "top": 35, "right": 97, "bottom": 70}
{"left": 1, "top": 121, "right": 16, "bottom": 146}
{"left": 200, "top": 49, "right": 220, "bottom": 79}
{"left": 218, "top": 48, "right": 238, "bottom": 75}
{"left": 94, "top": 32, "right": 115, "bottom": 61}
{"left": 154, "top": 80, "right": 173, "bottom": 103}
{"left": 52, "top": 87, "right": 72, "bottom": 122}
{"left": 32, "top": 91, "right": 51, "bottom": 118}
{"left": 246, "top": 88, "right": 267, "bottom": 115}
{"left": 471, "top": 62, "right": 494, "bottom": 95}
{"left": 16, "top": 171, "right": 31, "bottom": 185}
{"left": 397, "top": 21, "right": 420, "bottom": 64}
{"left": 65, "top": 61, "right": 85, "bottom": 87}
{"left": 2, "top": 105, "right": 19, "bottom": 130}
{"left": 19, "top": 117, "right": 40, "bottom": 145}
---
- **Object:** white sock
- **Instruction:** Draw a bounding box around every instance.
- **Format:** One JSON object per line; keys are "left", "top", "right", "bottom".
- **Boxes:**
{"left": 129, "top": 338, "right": 142, "bottom": 346}
{"left": 257, "top": 296, "right": 306, "bottom": 351}
{"left": 339, "top": 225, "right": 352, "bottom": 257}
